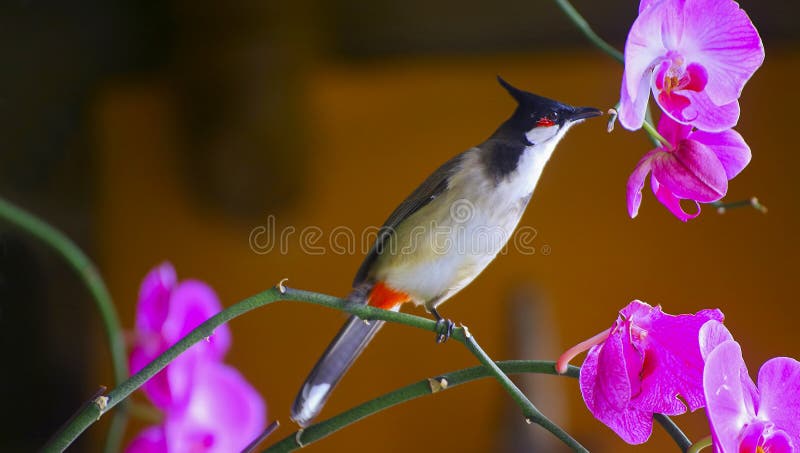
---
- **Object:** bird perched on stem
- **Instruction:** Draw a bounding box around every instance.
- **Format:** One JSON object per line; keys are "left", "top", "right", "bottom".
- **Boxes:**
{"left": 291, "top": 76, "right": 602, "bottom": 427}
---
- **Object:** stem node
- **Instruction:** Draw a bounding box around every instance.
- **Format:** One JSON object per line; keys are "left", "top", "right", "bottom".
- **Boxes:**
{"left": 277, "top": 278, "right": 289, "bottom": 294}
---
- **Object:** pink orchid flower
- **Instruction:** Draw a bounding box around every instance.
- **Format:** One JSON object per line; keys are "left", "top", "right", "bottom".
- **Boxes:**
{"left": 700, "top": 321, "right": 800, "bottom": 453}
{"left": 129, "top": 262, "right": 231, "bottom": 410}
{"left": 619, "top": 0, "right": 764, "bottom": 132}
{"left": 128, "top": 361, "right": 267, "bottom": 453}
{"left": 127, "top": 263, "right": 266, "bottom": 452}
{"left": 627, "top": 115, "right": 751, "bottom": 221}
{"left": 558, "top": 301, "right": 723, "bottom": 444}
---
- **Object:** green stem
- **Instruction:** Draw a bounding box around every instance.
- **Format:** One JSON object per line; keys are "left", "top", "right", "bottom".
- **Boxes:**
{"left": 553, "top": 0, "right": 624, "bottom": 63}
{"left": 265, "top": 361, "right": 581, "bottom": 452}
{"left": 102, "top": 410, "right": 129, "bottom": 453}
{"left": 653, "top": 413, "right": 692, "bottom": 452}
{"left": 42, "top": 287, "right": 284, "bottom": 452}
{"left": 45, "top": 286, "right": 582, "bottom": 451}
{"left": 287, "top": 290, "right": 587, "bottom": 448}
{"left": 642, "top": 119, "right": 672, "bottom": 149}
{"left": 644, "top": 107, "right": 662, "bottom": 147}
{"left": 0, "top": 197, "right": 132, "bottom": 452}
{"left": 687, "top": 435, "right": 713, "bottom": 453}
{"left": 461, "top": 327, "right": 586, "bottom": 451}
{"left": 0, "top": 197, "right": 128, "bottom": 384}
{"left": 44, "top": 284, "right": 690, "bottom": 452}
{"left": 711, "top": 197, "right": 767, "bottom": 214}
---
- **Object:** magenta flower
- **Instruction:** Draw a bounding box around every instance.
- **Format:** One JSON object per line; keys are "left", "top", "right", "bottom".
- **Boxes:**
{"left": 129, "top": 262, "right": 231, "bottom": 409}
{"left": 567, "top": 301, "right": 723, "bottom": 444}
{"left": 701, "top": 321, "right": 800, "bottom": 452}
{"left": 129, "top": 361, "right": 267, "bottom": 453}
{"left": 619, "top": 0, "right": 764, "bottom": 132}
{"left": 127, "top": 262, "right": 266, "bottom": 453}
{"left": 627, "top": 115, "right": 751, "bottom": 221}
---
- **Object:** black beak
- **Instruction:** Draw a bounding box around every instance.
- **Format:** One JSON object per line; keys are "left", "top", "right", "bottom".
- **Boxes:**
{"left": 568, "top": 106, "right": 603, "bottom": 121}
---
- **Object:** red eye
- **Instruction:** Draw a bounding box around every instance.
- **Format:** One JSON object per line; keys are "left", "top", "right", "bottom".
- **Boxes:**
{"left": 536, "top": 117, "right": 555, "bottom": 127}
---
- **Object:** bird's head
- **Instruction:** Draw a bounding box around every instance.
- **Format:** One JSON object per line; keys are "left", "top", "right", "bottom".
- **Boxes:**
{"left": 494, "top": 76, "right": 602, "bottom": 146}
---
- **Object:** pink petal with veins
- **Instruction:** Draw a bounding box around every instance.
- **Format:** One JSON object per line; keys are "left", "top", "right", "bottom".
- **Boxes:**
{"left": 681, "top": 0, "right": 765, "bottom": 106}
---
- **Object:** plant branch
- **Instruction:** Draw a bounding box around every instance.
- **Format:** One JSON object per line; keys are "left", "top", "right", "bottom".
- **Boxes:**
{"left": 687, "top": 435, "right": 713, "bottom": 453}
{"left": 654, "top": 413, "right": 692, "bottom": 452}
{"left": 42, "top": 287, "right": 285, "bottom": 452}
{"left": 284, "top": 290, "right": 586, "bottom": 449}
{"left": 553, "top": 0, "right": 624, "bottom": 63}
{"left": 642, "top": 119, "right": 672, "bottom": 149}
{"left": 46, "top": 286, "right": 578, "bottom": 450}
{"left": 461, "top": 327, "right": 586, "bottom": 451}
{"left": 264, "top": 361, "right": 581, "bottom": 452}
{"left": 0, "top": 197, "right": 132, "bottom": 453}
{"left": 711, "top": 197, "right": 767, "bottom": 214}
{"left": 0, "top": 197, "right": 128, "bottom": 384}
{"left": 44, "top": 284, "right": 686, "bottom": 452}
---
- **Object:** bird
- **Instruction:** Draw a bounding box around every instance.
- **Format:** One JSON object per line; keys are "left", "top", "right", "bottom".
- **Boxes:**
{"left": 291, "top": 76, "right": 601, "bottom": 427}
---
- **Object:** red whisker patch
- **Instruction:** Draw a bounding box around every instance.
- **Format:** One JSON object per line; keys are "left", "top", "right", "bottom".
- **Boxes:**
{"left": 537, "top": 117, "right": 555, "bottom": 127}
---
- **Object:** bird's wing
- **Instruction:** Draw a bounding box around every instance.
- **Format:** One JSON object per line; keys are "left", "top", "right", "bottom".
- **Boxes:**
{"left": 352, "top": 151, "right": 468, "bottom": 287}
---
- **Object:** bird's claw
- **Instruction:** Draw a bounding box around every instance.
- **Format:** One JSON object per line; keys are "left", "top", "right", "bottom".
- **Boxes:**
{"left": 434, "top": 317, "right": 454, "bottom": 343}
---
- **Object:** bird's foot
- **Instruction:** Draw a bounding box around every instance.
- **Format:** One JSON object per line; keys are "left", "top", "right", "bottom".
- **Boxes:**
{"left": 430, "top": 307, "right": 454, "bottom": 343}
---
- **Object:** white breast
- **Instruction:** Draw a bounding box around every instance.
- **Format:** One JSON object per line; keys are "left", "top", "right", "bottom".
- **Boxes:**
{"left": 374, "top": 136, "right": 562, "bottom": 307}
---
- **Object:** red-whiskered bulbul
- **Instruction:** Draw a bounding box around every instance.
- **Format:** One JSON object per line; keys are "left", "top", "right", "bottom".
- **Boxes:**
{"left": 291, "top": 76, "right": 601, "bottom": 427}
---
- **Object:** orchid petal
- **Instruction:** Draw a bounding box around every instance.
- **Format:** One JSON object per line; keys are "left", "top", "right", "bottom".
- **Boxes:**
{"left": 651, "top": 139, "right": 728, "bottom": 202}
{"left": 165, "top": 362, "right": 266, "bottom": 453}
{"left": 651, "top": 176, "right": 701, "bottom": 222}
{"left": 580, "top": 334, "right": 653, "bottom": 444}
{"left": 130, "top": 342, "right": 173, "bottom": 409}
{"left": 638, "top": 0, "right": 661, "bottom": 13}
{"left": 162, "top": 280, "right": 231, "bottom": 361}
{"left": 136, "top": 262, "right": 176, "bottom": 334}
{"left": 698, "top": 320, "right": 733, "bottom": 360}
{"left": 756, "top": 357, "right": 800, "bottom": 448}
{"left": 131, "top": 267, "right": 232, "bottom": 410}
{"left": 624, "top": 5, "right": 667, "bottom": 100}
{"left": 690, "top": 128, "right": 751, "bottom": 179}
{"left": 125, "top": 425, "right": 167, "bottom": 453}
{"left": 622, "top": 303, "right": 723, "bottom": 412}
{"left": 703, "top": 341, "right": 756, "bottom": 453}
{"left": 656, "top": 91, "right": 693, "bottom": 125}
{"left": 626, "top": 150, "right": 658, "bottom": 218}
{"left": 656, "top": 111, "right": 692, "bottom": 145}
{"left": 681, "top": 0, "right": 765, "bottom": 106}
{"left": 619, "top": 70, "right": 653, "bottom": 131}
{"left": 762, "top": 430, "right": 795, "bottom": 453}
{"left": 677, "top": 91, "right": 740, "bottom": 132}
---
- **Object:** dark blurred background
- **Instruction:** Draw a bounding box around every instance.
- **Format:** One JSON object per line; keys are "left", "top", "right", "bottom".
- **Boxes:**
{"left": 1, "top": 1, "right": 798, "bottom": 451}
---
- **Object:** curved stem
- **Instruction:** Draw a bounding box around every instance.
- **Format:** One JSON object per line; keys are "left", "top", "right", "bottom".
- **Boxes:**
{"left": 287, "top": 290, "right": 585, "bottom": 449}
{"left": 644, "top": 107, "right": 662, "bottom": 147}
{"left": 461, "top": 328, "right": 586, "bottom": 451}
{"left": 0, "top": 197, "right": 128, "bottom": 384}
{"left": 102, "top": 410, "right": 129, "bottom": 453}
{"left": 265, "top": 361, "right": 581, "bottom": 452}
{"left": 0, "top": 197, "right": 132, "bottom": 452}
{"left": 553, "top": 0, "right": 624, "bottom": 63}
{"left": 42, "top": 287, "right": 284, "bottom": 452}
{"left": 45, "top": 286, "right": 584, "bottom": 451}
{"left": 642, "top": 119, "right": 672, "bottom": 149}
{"left": 711, "top": 197, "right": 767, "bottom": 214}
{"left": 654, "top": 413, "right": 692, "bottom": 452}
{"left": 687, "top": 435, "right": 713, "bottom": 453}
{"left": 44, "top": 285, "right": 689, "bottom": 452}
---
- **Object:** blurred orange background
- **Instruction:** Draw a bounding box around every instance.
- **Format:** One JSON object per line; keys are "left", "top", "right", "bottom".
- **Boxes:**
{"left": 1, "top": 1, "right": 798, "bottom": 452}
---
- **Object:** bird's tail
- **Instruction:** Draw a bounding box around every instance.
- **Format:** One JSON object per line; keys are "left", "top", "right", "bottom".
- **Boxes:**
{"left": 291, "top": 292, "right": 387, "bottom": 427}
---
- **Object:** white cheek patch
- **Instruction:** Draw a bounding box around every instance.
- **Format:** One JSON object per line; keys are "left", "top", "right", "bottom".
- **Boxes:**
{"left": 525, "top": 125, "right": 560, "bottom": 144}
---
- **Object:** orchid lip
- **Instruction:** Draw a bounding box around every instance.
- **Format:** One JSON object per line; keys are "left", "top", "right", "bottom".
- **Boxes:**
{"left": 568, "top": 107, "right": 603, "bottom": 121}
